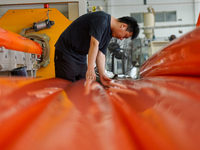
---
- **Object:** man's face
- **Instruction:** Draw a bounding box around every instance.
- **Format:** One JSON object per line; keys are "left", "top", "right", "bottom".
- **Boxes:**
{"left": 112, "top": 24, "right": 133, "bottom": 40}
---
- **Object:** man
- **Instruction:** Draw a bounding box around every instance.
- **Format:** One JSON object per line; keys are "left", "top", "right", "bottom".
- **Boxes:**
{"left": 54, "top": 11, "right": 139, "bottom": 85}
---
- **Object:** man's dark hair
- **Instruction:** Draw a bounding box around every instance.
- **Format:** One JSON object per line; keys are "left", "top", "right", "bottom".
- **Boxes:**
{"left": 118, "top": 16, "right": 140, "bottom": 39}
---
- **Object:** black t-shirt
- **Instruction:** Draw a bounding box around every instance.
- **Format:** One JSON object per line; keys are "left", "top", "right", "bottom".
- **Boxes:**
{"left": 55, "top": 11, "right": 112, "bottom": 63}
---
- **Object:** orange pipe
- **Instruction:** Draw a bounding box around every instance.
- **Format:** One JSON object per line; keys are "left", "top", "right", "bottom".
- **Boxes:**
{"left": 0, "top": 28, "right": 42, "bottom": 55}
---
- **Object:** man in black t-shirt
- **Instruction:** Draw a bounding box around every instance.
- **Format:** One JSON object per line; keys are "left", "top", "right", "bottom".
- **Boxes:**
{"left": 54, "top": 11, "right": 139, "bottom": 85}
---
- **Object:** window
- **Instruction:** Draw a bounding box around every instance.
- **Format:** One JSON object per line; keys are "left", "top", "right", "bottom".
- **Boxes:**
{"left": 130, "top": 13, "right": 143, "bottom": 23}
{"left": 155, "top": 12, "right": 164, "bottom": 22}
{"left": 166, "top": 11, "right": 176, "bottom": 21}
{"left": 131, "top": 11, "right": 176, "bottom": 23}
{"left": 155, "top": 11, "right": 176, "bottom": 22}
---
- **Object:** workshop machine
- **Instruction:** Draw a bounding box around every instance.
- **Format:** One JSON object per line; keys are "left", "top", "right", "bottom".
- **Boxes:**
{"left": 0, "top": 8, "right": 72, "bottom": 78}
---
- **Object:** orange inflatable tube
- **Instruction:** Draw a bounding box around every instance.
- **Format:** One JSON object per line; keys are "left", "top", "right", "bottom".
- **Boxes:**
{"left": 1, "top": 77, "right": 200, "bottom": 150}
{"left": 196, "top": 13, "right": 200, "bottom": 27}
{"left": 140, "top": 26, "right": 200, "bottom": 78}
{"left": 0, "top": 28, "right": 42, "bottom": 55}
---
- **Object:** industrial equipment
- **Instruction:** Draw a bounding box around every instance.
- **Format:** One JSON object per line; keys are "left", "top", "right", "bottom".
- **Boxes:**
{"left": 0, "top": 28, "right": 42, "bottom": 76}
{"left": 143, "top": 6, "right": 155, "bottom": 40}
{"left": 141, "top": 6, "right": 196, "bottom": 57}
{"left": 0, "top": 8, "right": 72, "bottom": 78}
{"left": 33, "top": 19, "right": 54, "bottom": 31}
{"left": 105, "top": 37, "right": 144, "bottom": 79}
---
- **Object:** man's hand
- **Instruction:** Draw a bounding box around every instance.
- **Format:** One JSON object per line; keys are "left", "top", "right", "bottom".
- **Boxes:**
{"left": 85, "top": 68, "right": 97, "bottom": 95}
{"left": 86, "top": 36, "right": 99, "bottom": 81}
{"left": 86, "top": 68, "right": 96, "bottom": 81}
{"left": 100, "top": 74, "right": 112, "bottom": 86}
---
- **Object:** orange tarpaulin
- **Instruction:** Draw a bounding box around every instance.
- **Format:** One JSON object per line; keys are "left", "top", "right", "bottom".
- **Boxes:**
{"left": 140, "top": 26, "right": 200, "bottom": 78}
{"left": 0, "top": 77, "right": 200, "bottom": 150}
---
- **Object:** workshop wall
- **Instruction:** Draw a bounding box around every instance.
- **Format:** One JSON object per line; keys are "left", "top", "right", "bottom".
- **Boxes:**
{"left": 88, "top": 0, "right": 199, "bottom": 39}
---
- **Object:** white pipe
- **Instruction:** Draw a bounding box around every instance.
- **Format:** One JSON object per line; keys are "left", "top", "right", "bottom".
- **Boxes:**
{"left": 141, "top": 24, "right": 196, "bottom": 29}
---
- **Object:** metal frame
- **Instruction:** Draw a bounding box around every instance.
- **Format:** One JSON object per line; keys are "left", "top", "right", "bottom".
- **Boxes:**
{"left": 0, "top": 0, "right": 87, "bottom": 16}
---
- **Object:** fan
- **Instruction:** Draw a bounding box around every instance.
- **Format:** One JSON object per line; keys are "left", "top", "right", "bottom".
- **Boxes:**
{"left": 105, "top": 38, "right": 142, "bottom": 78}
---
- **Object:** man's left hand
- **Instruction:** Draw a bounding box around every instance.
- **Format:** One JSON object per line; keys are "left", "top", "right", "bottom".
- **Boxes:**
{"left": 100, "top": 74, "right": 112, "bottom": 86}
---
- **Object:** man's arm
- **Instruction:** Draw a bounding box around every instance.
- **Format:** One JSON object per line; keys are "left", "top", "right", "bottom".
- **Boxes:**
{"left": 86, "top": 36, "right": 99, "bottom": 80}
{"left": 96, "top": 50, "right": 111, "bottom": 85}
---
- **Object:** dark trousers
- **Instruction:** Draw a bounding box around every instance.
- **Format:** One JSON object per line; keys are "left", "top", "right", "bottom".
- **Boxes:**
{"left": 54, "top": 49, "right": 87, "bottom": 82}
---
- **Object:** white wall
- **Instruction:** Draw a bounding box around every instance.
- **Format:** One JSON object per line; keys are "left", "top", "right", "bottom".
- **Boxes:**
{"left": 96, "top": 0, "right": 199, "bottom": 39}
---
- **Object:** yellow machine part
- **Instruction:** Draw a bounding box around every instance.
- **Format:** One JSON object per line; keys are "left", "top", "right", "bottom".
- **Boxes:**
{"left": 0, "top": 8, "right": 72, "bottom": 78}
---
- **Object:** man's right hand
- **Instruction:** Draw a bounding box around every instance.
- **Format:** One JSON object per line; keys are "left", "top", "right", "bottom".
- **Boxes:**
{"left": 86, "top": 68, "right": 96, "bottom": 81}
